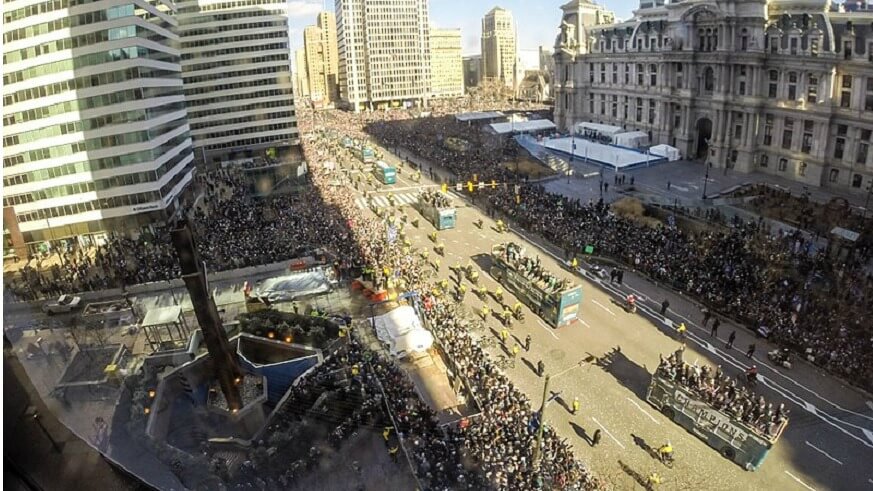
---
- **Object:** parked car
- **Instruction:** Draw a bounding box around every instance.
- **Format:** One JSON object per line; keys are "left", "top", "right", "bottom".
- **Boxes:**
{"left": 42, "top": 294, "right": 82, "bottom": 315}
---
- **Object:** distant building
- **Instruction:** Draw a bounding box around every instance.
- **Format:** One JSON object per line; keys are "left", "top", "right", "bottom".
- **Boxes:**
{"left": 304, "top": 11, "right": 340, "bottom": 105}
{"left": 430, "top": 28, "right": 464, "bottom": 98}
{"left": 295, "top": 49, "right": 311, "bottom": 99}
{"left": 463, "top": 55, "right": 483, "bottom": 90}
{"left": 553, "top": 0, "right": 873, "bottom": 191}
{"left": 178, "top": 0, "right": 298, "bottom": 164}
{"left": 481, "top": 7, "right": 518, "bottom": 90}
{"left": 2, "top": 0, "right": 195, "bottom": 253}
{"left": 336, "top": 0, "right": 431, "bottom": 111}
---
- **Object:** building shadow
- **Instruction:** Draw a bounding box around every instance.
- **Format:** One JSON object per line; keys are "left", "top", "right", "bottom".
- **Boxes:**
{"left": 595, "top": 346, "right": 651, "bottom": 400}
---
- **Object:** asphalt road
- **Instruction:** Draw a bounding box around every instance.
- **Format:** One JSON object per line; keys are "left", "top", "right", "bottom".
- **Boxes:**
{"left": 350, "top": 148, "right": 873, "bottom": 490}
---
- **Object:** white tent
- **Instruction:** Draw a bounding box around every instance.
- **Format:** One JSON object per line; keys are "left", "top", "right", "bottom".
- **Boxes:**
{"left": 649, "top": 144, "right": 681, "bottom": 161}
{"left": 373, "top": 306, "right": 433, "bottom": 358}
{"left": 575, "top": 122, "right": 624, "bottom": 138}
{"left": 613, "top": 131, "right": 649, "bottom": 149}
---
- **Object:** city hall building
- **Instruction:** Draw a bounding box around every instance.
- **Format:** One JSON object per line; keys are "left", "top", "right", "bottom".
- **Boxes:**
{"left": 553, "top": 0, "right": 873, "bottom": 192}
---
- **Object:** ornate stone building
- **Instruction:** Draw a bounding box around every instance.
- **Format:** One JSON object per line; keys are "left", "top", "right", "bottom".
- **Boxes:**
{"left": 553, "top": 0, "right": 873, "bottom": 192}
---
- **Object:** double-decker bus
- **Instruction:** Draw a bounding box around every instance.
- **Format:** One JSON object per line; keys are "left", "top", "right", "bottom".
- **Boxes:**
{"left": 489, "top": 242, "right": 582, "bottom": 327}
{"left": 646, "top": 373, "right": 787, "bottom": 471}
{"left": 373, "top": 161, "right": 397, "bottom": 184}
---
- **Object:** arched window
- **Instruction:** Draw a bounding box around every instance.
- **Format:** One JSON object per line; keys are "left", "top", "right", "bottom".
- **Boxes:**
{"left": 704, "top": 67, "right": 715, "bottom": 92}
{"left": 740, "top": 28, "right": 749, "bottom": 50}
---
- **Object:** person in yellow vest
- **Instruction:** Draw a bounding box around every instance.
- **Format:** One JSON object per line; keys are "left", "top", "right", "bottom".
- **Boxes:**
{"left": 480, "top": 305, "right": 490, "bottom": 320}
{"left": 677, "top": 322, "right": 687, "bottom": 338}
{"left": 429, "top": 231, "right": 437, "bottom": 242}
{"left": 440, "top": 279, "right": 449, "bottom": 291}
{"left": 351, "top": 364, "right": 360, "bottom": 377}
{"left": 496, "top": 219, "right": 505, "bottom": 232}
{"left": 500, "top": 328, "right": 509, "bottom": 343}
{"left": 646, "top": 471, "right": 662, "bottom": 488}
{"left": 571, "top": 257, "right": 578, "bottom": 269}
{"left": 494, "top": 287, "right": 504, "bottom": 303}
{"left": 436, "top": 242, "right": 445, "bottom": 255}
{"left": 477, "top": 285, "right": 488, "bottom": 297}
{"left": 433, "top": 258, "right": 440, "bottom": 271}
{"left": 382, "top": 427, "right": 391, "bottom": 442}
{"left": 388, "top": 445, "right": 399, "bottom": 463}
{"left": 572, "top": 397, "right": 580, "bottom": 415}
{"left": 501, "top": 308, "right": 513, "bottom": 326}
{"left": 511, "top": 343, "right": 521, "bottom": 358}
{"left": 513, "top": 301, "right": 523, "bottom": 314}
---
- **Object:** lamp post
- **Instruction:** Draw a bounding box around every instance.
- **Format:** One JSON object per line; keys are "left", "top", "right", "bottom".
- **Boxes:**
{"left": 864, "top": 181, "right": 873, "bottom": 219}
{"left": 532, "top": 359, "right": 587, "bottom": 470}
{"left": 702, "top": 161, "right": 712, "bottom": 199}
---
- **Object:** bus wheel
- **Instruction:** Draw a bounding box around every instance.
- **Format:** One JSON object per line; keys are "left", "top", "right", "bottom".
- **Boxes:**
{"left": 660, "top": 406, "right": 675, "bottom": 420}
{"left": 720, "top": 446, "right": 736, "bottom": 460}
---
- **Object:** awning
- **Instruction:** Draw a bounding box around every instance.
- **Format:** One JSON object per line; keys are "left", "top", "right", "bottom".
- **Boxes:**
{"left": 830, "top": 227, "right": 860, "bottom": 242}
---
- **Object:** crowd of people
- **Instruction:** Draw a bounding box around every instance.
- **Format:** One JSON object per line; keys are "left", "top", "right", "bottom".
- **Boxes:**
{"left": 483, "top": 185, "right": 873, "bottom": 387}
{"left": 656, "top": 351, "right": 788, "bottom": 439}
{"left": 419, "top": 189, "right": 452, "bottom": 209}
{"left": 495, "top": 242, "right": 574, "bottom": 295}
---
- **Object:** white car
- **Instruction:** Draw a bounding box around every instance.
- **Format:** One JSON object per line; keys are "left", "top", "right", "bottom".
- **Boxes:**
{"left": 42, "top": 294, "right": 82, "bottom": 315}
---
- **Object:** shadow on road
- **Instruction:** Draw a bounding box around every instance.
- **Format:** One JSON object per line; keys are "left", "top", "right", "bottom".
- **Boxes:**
{"left": 569, "top": 421, "right": 592, "bottom": 446}
{"left": 595, "top": 346, "right": 651, "bottom": 400}
{"left": 618, "top": 460, "right": 649, "bottom": 489}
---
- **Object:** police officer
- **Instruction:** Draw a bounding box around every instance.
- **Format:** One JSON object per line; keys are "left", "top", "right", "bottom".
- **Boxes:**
{"left": 537, "top": 360, "right": 545, "bottom": 377}
{"left": 524, "top": 334, "right": 531, "bottom": 351}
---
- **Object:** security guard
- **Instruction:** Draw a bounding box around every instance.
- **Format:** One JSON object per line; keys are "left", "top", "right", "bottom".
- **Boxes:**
{"left": 501, "top": 308, "right": 513, "bottom": 326}
{"left": 513, "top": 301, "right": 523, "bottom": 315}
{"left": 572, "top": 397, "right": 580, "bottom": 415}
{"left": 480, "top": 305, "right": 490, "bottom": 320}
{"left": 499, "top": 328, "right": 509, "bottom": 343}
{"left": 496, "top": 219, "right": 505, "bottom": 232}
{"left": 433, "top": 257, "right": 440, "bottom": 271}
{"left": 494, "top": 287, "right": 504, "bottom": 303}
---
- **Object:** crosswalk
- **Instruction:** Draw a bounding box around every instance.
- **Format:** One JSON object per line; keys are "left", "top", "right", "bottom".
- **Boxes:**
{"left": 355, "top": 192, "right": 419, "bottom": 209}
{"left": 354, "top": 191, "right": 466, "bottom": 209}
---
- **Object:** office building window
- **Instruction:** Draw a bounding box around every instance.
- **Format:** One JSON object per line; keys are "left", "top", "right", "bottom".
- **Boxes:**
{"left": 852, "top": 174, "right": 863, "bottom": 188}
{"left": 829, "top": 169, "right": 839, "bottom": 183}
{"left": 764, "top": 114, "right": 773, "bottom": 146}
{"left": 768, "top": 70, "right": 778, "bottom": 98}
{"left": 778, "top": 158, "right": 787, "bottom": 172}
{"left": 801, "top": 121, "right": 814, "bottom": 154}
{"left": 637, "top": 64, "right": 644, "bottom": 85}
{"left": 841, "top": 76, "right": 852, "bottom": 108}
{"left": 787, "top": 72, "right": 797, "bottom": 100}
{"left": 782, "top": 118, "right": 794, "bottom": 150}
{"left": 650, "top": 64, "right": 657, "bottom": 86}
{"left": 866, "top": 78, "right": 873, "bottom": 111}
{"left": 760, "top": 154, "right": 768, "bottom": 167}
{"left": 798, "top": 161, "right": 806, "bottom": 176}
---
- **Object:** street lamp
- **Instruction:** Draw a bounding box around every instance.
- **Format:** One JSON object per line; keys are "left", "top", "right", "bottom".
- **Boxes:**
{"left": 532, "top": 359, "right": 588, "bottom": 469}
{"left": 702, "top": 161, "right": 712, "bottom": 199}
{"left": 864, "top": 181, "right": 873, "bottom": 219}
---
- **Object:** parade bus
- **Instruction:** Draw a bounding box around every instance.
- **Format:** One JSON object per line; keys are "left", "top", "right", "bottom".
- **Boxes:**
{"left": 646, "top": 373, "right": 787, "bottom": 471}
{"left": 489, "top": 242, "right": 583, "bottom": 327}
{"left": 373, "top": 161, "right": 397, "bottom": 184}
{"left": 415, "top": 191, "right": 456, "bottom": 230}
{"left": 359, "top": 146, "right": 376, "bottom": 164}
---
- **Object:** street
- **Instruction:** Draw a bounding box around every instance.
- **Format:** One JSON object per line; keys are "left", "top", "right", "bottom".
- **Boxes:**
{"left": 350, "top": 147, "right": 873, "bottom": 490}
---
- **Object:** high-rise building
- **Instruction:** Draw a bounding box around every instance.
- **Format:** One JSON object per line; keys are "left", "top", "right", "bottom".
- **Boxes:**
{"left": 463, "top": 55, "right": 482, "bottom": 90}
{"left": 336, "top": 0, "right": 431, "bottom": 112}
{"left": 481, "top": 7, "right": 517, "bottom": 89}
{"left": 553, "top": 0, "right": 873, "bottom": 191}
{"left": 430, "top": 28, "right": 464, "bottom": 99}
{"left": 177, "top": 0, "right": 298, "bottom": 164}
{"left": 294, "top": 48, "right": 311, "bottom": 99}
{"left": 303, "top": 11, "right": 339, "bottom": 105}
{"left": 2, "top": 0, "right": 195, "bottom": 254}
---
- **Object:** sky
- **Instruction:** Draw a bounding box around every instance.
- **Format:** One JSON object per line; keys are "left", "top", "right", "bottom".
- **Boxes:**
{"left": 288, "top": 0, "right": 638, "bottom": 68}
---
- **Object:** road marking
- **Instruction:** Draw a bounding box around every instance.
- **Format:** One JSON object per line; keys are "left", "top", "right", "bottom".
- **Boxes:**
{"left": 591, "top": 417, "right": 625, "bottom": 449}
{"left": 580, "top": 319, "right": 592, "bottom": 328}
{"left": 784, "top": 471, "right": 816, "bottom": 491}
{"left": 804, "top": 441, "right": 844, "bottom": 465}
{"left": 591, "top": 299, "right": 615, "bottom": 316}
{"left": 537, "top": 319, "right": 559, "bottom": 340}
{"left": 626, "top": 397, "right": 660, "bottom": 425}
{"left": 863, "top": 429, "right": 873, "bottom": 446}
{"left": 704, "top": 342, "right": 716, "bottom": 354}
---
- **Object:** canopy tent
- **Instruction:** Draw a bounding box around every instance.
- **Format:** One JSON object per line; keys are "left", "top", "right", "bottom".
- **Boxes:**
{"left": 488, "top": 119, "right": 556, "bottom": 135}
{"left": 649, "top": 144, "right": 681, "bottom": 161}
{"left": 574, "top": 122, "right": 624, "bottom": 138}
{"left": 455, "top": 111, "right": 505, "bottom": 123}
{"left": 612, "top": 131, "right": 650, "bottom": 149}
{"left": 372, "top": 305, "right": 433, "bottom": 358}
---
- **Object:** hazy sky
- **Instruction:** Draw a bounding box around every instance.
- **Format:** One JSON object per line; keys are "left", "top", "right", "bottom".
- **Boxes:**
{"left": 288, "top": 0, "right": 639, "bottom": 66}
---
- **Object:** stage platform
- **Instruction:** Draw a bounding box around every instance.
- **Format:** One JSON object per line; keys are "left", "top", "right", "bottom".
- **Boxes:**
{"left": 543, "top": 137, "right": 667, "bottom": 170}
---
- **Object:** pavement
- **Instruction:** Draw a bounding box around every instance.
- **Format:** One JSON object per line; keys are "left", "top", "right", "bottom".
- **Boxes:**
{"left": 351, "top": 142, "right": 873, "bottom": 491}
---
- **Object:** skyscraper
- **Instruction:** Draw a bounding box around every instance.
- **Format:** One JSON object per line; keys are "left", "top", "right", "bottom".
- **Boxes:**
{"left": 463, "top": 55, "right": 483, "bottom": 90}
{"left": 336, "top": 0, "right": 431, "bottom": 111}
{"left": 176, "top": 0, "right": 298, "bottom": 164}
{"left": 430, "top": 28, "right": 464, "bottom": 99}
{"left": 481, "top": 7, "right": 518, "bottom": 89}
{"left": 303, "top": 11, "right": 340, "bottom": 105}
{"left": 2, "top": 0, "right": 195, "bottom": 254}
{"left": 294, "top": 48, "right": 311, "bottom": 99}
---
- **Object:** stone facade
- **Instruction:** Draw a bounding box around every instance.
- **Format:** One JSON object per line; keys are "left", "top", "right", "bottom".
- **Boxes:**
{"left": 554, "top": 0, "right": 873, "bottom": 192}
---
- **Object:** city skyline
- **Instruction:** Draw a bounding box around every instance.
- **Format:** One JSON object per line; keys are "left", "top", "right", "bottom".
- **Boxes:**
{"left": 288, "top": 0, "right": 638, "bottom": 57}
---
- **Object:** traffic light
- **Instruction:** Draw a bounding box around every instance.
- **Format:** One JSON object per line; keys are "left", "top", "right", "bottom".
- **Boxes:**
{"left": 516, "top": 194, "right": 521, "bottom": 205}
{"left": 491, "top": 180, "right": 497, "bottom": 189}
{"left": 467, "top": 181, "right": 474, "bottom": 192}
{"left": 473, "top": 174, "right": 478, "bottom": 182}
{"left": 441, "top": 183, "right": 448, "bottom": 194}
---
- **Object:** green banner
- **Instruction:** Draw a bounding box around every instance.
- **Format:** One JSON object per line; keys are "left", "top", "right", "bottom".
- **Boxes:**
{"left": 584, "top": 245, "right": 594, "bottom": 254}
